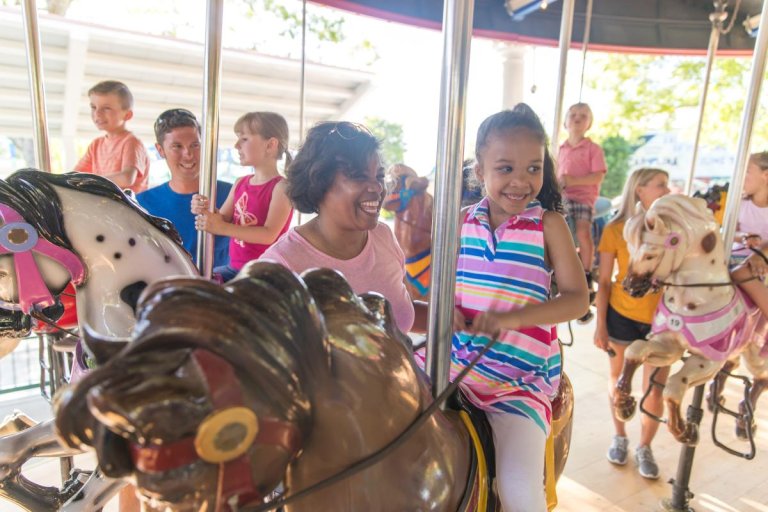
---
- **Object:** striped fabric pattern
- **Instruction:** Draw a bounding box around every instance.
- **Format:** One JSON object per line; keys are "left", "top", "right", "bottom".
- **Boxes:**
{"left": 451, "top": 198, "right": 561, "bottom": 434}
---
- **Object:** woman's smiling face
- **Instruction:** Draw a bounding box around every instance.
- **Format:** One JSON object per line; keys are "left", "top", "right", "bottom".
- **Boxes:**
{"left": 317, "top": 153, "right": 386, "bottom": 232}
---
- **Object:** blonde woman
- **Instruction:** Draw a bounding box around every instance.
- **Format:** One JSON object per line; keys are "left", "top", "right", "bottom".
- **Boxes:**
{"left": 594, "top": 168, "right": 671, "bottom": 479}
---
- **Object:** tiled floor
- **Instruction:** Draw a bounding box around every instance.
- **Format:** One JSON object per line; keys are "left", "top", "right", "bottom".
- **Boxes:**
{"left": 2, "top": 318, "right": 768, "bottom": 511}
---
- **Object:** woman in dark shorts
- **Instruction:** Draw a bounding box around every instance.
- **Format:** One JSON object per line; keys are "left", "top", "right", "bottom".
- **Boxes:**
{"left": 594, "top": 168, "right": 671, "bottom": 480}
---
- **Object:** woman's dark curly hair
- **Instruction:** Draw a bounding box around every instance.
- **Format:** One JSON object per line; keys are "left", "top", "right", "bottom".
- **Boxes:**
{"left": 286, "top": 121, "right": 380, "bottom": 213}
{"left": 474, "top": 103, "right": 563, "bottom": 213}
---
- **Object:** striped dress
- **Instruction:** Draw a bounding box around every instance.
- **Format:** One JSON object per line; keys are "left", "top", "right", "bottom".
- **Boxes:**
{"left": 451, "top": 198, "right": 561, "bottom": 434}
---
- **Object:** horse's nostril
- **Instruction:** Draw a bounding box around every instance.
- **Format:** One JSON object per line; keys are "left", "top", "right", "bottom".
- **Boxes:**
{"left": 120, "top": 281, "right": 148, "bottom": 314}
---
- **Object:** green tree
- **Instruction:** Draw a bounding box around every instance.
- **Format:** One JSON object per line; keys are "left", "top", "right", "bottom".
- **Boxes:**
{"left": 365, "top": 116, "right": 405, "bottom": 169}
{"left": 585, "top": 53, "right": 767, "bottom": 151}
{"left": 599, "top": 135, "right": 634, "bottom": 199}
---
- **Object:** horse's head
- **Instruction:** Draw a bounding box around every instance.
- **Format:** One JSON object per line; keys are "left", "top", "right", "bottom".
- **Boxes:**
{"left": 623, "top": 194, "right": 720, "bottom": 297}
{"left": 383, "top": 164, "right": 430, "bottom": 214}
{"left": 1, "top": 170, "right": 197, "bottom": 340}
{"left": 0, "top": 172, "right": 86, "bottom": 338}
{"left": 55, "top": 262, "right": 327, "bottom": 510}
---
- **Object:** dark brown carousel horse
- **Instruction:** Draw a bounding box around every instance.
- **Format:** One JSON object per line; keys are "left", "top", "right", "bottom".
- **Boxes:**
{"left": 55, "top": 262, "right": 572, "bottom": 511}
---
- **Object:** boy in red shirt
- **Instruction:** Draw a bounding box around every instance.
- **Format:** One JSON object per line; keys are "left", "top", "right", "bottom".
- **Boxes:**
{"left": 74, "top": 80, "right": 150, "bottom": 194}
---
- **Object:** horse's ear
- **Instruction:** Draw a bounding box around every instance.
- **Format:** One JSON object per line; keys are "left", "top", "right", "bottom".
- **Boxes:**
{"left": 644, "top": 210, "right": 668, "bottom": 233}
{"left": 633, "top": 201, "right": 646, "bottom": 216}
{"left": 408, "top": 176, "right": 430, "bottom": 193}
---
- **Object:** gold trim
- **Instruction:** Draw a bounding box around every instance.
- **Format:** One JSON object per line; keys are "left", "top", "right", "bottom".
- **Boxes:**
{"left": 194, "top": 407, "right": 259, "bottom": 463}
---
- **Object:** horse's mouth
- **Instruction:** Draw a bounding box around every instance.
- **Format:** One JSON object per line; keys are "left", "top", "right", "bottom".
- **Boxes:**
{"left": 622, "top": 273, "right": 655, "bottom": 298}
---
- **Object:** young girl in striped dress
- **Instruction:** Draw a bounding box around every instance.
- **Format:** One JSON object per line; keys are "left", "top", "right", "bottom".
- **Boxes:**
{"left": 452, "top": 105, "right": 589, "bottom": 511}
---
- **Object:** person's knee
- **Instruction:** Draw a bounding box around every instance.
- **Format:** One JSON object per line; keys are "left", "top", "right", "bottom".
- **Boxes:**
{"left": 576, "top": 221, "right": 592, "bottom": 239}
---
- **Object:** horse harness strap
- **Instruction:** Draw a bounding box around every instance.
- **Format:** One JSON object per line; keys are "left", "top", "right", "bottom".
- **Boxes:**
{"left": 128, "top": 350, "right": 301, "bottom": 509}
{"left": 0, "top": 203, "right": 85, "bottom": 314}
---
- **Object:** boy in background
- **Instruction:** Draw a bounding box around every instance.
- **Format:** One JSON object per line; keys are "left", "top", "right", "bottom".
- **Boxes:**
{"left": 558, "top": 102, "right": 607, "bottom": 323}
{"left": 137, "top": 108, "right": 232, "bottom": 268}
{"left": 74, "top": 80, "right": 150, "bottom": 194}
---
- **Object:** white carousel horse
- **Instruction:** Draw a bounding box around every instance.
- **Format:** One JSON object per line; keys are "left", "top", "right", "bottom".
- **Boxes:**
{"left": 0, "top": 169, "right": 198, "bottom": 510}
{"left": 613, "top": 194, "right": 768, "bottom": 445}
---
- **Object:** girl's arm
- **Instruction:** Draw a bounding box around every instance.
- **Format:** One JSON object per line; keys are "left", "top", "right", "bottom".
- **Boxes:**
{"left": 201, "top": 181, "right": 292, "bottom": 244}
{"left": 594, "top": 250, "right": 615, "bottom": 351}
{"left": 471, "top": 211, "right": 589, "bottom": 335}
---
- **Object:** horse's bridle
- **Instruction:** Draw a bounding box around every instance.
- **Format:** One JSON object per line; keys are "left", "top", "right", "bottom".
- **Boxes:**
{"left": 0, "top": 203, "right": 85, "bottom": 314}
{"left": 128, "top": 349, "right": 302, "bottom": 511}
{"left": 384, "top": 179, "right": 431, "bottom": 234}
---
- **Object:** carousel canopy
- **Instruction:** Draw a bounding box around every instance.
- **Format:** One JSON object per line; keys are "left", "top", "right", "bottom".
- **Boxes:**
{"left": 311, "top": 0, "right": 763, "bottom": 55}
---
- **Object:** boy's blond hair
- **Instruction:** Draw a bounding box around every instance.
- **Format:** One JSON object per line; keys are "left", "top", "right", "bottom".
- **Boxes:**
{"left": 88, "top": 80, "right": 134, "bottom": 110}
{"left": 564, "top": 102, "right": 593, "bottom": 130}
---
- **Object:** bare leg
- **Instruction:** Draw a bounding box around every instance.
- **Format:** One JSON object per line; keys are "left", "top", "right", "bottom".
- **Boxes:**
{"left": 608, "top": 342, "right": 628, "bottom": 437}
{"left": 639, "top": 364, "right": 670, "bottom": 447}
{"left": 575, "top": 219, "right": 593, "bottom": 272}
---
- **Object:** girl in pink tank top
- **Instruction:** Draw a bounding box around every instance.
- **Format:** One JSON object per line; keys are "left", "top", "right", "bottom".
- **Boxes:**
{"left": 192, "top": 112, "right": 293, "bottom": 281}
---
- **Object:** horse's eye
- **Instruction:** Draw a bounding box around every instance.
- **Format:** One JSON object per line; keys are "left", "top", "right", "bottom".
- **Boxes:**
{"left": 644, "top": 255, "right": 655, "bottom": 261}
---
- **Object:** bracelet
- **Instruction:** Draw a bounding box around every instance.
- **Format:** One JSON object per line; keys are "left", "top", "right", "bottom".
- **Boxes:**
{"left": 749, "top": 246, "right": 768, "bottom": 266}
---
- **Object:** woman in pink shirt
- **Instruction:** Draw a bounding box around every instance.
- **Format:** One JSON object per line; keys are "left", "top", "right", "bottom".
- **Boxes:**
{"left": 261, "top": 121, "right": 418, "bottom": 334}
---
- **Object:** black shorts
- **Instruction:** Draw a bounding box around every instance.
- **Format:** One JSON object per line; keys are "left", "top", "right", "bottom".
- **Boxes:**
{"left": 606, "top": 305, "right": 651, "bottom": 345}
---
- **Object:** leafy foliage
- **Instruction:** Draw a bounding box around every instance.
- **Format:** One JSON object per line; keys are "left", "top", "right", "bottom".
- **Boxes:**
{"left": 585, "top": 53, "right": 767, "bottom": 151}
{"left": 598, "top": 135, "right": 635, "bottom": 199}
{"left": 365, "top": 116, "right": 405, "bottom": 169}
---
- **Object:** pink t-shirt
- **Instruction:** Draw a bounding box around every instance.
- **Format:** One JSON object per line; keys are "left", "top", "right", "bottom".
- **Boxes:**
{"left": 557, "top": 137, "right": 606, "bottom": 207}
{"left": 229, "top": 175, "right": 293, "bottom": 270}
{"left": 74, "top": 131, "right": 150, "bottom": 193}
{"left": 261, "top": 222, "right": 415, "bottom": 333}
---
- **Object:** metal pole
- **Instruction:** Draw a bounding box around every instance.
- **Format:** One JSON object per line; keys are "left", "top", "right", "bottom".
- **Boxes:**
{"left": 21, "top": 0, "right": 51, "bottom": 172}
{"left": 685, "top": 5, "right": 727, "bottom": 196}
{"left": 722, "top": 0, "right": 768, "bottom": 262}
{"left": 426, "top": 0, "right": 474, "bottom": 400}
{"left": 661, "top": 385, "right": 704, "bottom": 512}
{"left": 197, "top": 0, "right": 224, "bottom": 277}
{"left": 296, "top": 0, "right": 307, "bottom": 226}
{"left": 550, "top": 0, "right": 576, "bottom": 157}
{"left": 577, "top": 0, "right": 593, "bottom": 102}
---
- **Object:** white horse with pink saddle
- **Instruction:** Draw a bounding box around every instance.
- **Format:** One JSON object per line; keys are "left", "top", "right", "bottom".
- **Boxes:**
{"left": 613, "top": 194, "right": 768, "bottom": 446}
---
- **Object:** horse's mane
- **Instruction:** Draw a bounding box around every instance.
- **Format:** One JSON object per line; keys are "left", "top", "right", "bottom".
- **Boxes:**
{"left": 625, "top": 195, "right": 713, "bottom": 250}
{"left": 56, "top": 262, "right": 327, "bottom": 452}
{"left": 2, "top": 170, "right": 184, "bottom": 248}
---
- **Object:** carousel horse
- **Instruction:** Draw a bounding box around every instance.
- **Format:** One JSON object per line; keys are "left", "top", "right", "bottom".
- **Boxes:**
{"left": 613, "top": 194, "right": 768, "bottom": 445}
{"left": 383, "top": 164, "right": 433, "bottom": 301}
{"left": 0, "top": 169, "right": 198, "bottom": 510}
{"left": 382, "top": 162, "right": 483, "bottom": 301}
{"left": 55, "top": 262, "right": 573, "bottom": 512}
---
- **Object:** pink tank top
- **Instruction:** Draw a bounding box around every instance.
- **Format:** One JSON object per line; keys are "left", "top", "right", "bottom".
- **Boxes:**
{"left": 229, "top": 175, "right": 292, "bottom": 269}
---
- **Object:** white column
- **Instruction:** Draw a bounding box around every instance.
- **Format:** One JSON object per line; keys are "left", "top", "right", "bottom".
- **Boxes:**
{"left": 61, "top": 31, "right": 88, "bottom": 171}
{"left": 498, "top": 42, "right": 525, "bottom": 109}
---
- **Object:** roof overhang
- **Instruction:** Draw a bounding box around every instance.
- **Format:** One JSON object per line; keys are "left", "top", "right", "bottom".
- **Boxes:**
{"left": 311, "top": 0, "right": 762, "bottom": 56}
{"left": 0, "top": 7, "right": 373, "bottom": 147}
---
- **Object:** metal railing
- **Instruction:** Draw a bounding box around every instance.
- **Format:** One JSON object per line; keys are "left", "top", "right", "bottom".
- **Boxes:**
{"left": 0, "top": 336, "right": 43, "bottom": 396}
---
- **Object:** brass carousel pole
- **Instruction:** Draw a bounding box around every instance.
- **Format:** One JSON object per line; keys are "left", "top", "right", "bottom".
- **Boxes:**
{"left": 21, "top": 0, "right": 51, "bottom": 172}
{"left": 197, "top": 0, "right": 224, "bottom": 278}
{"left": 684, "top": 2, "right": 727, "bottom": 196}
{"left": 550, "top": 0, "right": 575, "bottom": 157}
{"left": 426, "top": 0, "right": 474, "bottom": 400}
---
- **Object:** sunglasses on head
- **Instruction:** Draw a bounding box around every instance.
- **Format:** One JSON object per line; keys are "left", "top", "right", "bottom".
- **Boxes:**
{"left": 154, "top": 108, "right": 197, "bottom": 130}
{"left": 326, "top": 122, "right": 373, "bottom": 141}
